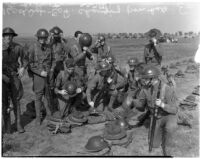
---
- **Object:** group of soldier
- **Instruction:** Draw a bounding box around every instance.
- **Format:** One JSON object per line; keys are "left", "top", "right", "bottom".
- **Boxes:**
{"left": 2, "top": 26, "right": 178, "bottom": 156}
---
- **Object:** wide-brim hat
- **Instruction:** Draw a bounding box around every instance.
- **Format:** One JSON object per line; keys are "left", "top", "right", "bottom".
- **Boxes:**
{"left": 103, "top": 122, "right": 127, "bottom": 140}
{"left": 68, "top": 112, "right": 87, "bottom": 123}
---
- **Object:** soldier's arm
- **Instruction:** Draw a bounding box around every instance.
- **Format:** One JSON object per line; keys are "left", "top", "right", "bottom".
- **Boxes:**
{"left": 132, "top": 89, "right": 147, "bottom": 111}
{"left": 86, "top": 75, "right": 99, "bottom": 103}
{"left": 154, "top": 44, "right": 164, "bottom": 57}
{"left": 70, "top": 45, "right": 86, "bottom": 63}
{"left": 90, "top": 44, "right": 98, "bottom": 54}
{"left": 28, "top": 46, "right": 44, "bottom": 76}
{"left": 162, "top": 86, "right": 178, "bottom": 114}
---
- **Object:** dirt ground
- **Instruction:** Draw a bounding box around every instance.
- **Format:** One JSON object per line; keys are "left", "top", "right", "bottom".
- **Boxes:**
{"left": 2, "top": 56, "right": 199, "bottom": 157}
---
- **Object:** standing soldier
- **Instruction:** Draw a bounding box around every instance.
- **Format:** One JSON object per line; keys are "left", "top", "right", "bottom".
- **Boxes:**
{"left": 144, "top": 36, "right": 163, "bottom": 66}
{"left": 86, "top": 61, "right": 123, "bottom": 113}
{"left": 67, "top": 32, "right": 94, "bottom": 78}
{"left": 90, "top": 35, "right": 114, "bottom": 63}
{"left": 54, "top": 59, "right": 85, "bottom": 117}
{"left": 127, "top": 65, "right": 178, "bottom": 156}
{"left": 27, "top": 29, "right": 52, "bottom": 126}
{"left": 2, "top": 27, "right": 28, "bottom": 133}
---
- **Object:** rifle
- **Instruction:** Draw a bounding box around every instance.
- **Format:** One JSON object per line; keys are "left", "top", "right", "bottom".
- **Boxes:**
{"left": 149, "top": 81, "right": 162, "bottom": 152}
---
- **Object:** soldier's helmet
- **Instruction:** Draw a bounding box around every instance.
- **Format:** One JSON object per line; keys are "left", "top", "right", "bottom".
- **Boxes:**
{"left": 97, "top": 60, "right": 111, "bottom": 72}
{"left": 115, "top": 118, "right": 129, "bottom": 130}
{"left": 140, "top": 65, "right": 161, "bottom": 79}
{"left": 35, "top": 29, "right": 49, "bottom": 38}
{"left": 85, "top": 135, "right": 109, "bottom": 152}
{"left": 3, "top": 27, "right": 18, "bottom": 37}
{"left": 64, "top": 81, "right": 77, "bottom": 97}
{"left": 79, "top": 33, "right": 92, "bottom": 47}
{"left": 49, "top": 26, "right": 63, "bottom": 36}
{"left": 127, "top": 57, "right": 139, "bottom": 66}
{"left": 98, "top": 35, "right": 106, "bottom": 42}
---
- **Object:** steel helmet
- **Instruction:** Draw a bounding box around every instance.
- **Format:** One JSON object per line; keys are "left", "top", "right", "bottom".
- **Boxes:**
{"left": 79, "top": 33, "right": 92, "bottom": 47}
{"left": 35, "top": 29, "right": 49, "bottom": 38}
{"left": 127, "top": 57, "right": 139, "bottom": 66}
{"left": 85, "top": 135, "right": 109, "bottom": 152}
{"left": 98, "top": 35, "right": 106, "bottom": 42}
{"left": 49, "top": 26, "right": 63, "bottom": 36}
{"left": 63, "top": 81, "right": 77, "bottom": 97}
{"left": 115, "top": 118, "right": 129, "bottom": 130}
{"left": 3, "top": 27, "right": 18, "bottom": 36}
{"left": 140, "top": 65, "right": 161, "bottom": 79}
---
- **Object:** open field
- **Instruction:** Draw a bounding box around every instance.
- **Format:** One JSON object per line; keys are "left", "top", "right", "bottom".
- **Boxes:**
{"left": 2, "top": 37, "right": 200, "bottom": 157}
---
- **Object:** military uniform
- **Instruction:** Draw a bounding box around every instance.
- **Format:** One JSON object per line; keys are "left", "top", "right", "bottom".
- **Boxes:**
{"left": 144, "top": 43, "right": 163, "bottom": 66}
{"left": 86, "top": 69, "right": 121, "bottom": 111}
{"left": 67, "top": 38, "right": 92, "bottom": 77}
{"left": 133, "top": 80, "right": 178, "bottom": 156}
{"left": 91, "top": 43, "right": 113, "bottom": 63}
{"left": 28, "top": 42, "right": 52, "bottom": 123}
{"left": 54, "top": 69, "right": 85, "bottom": 116}
{"left": 3, "top": 41, "right": 28, "bottom": 133}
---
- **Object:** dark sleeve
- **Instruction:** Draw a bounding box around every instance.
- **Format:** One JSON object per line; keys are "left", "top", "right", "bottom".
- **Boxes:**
{"left": 90, "top": 44, "right": 98, "bottom": 54}
{"left": 28, "top": 46, "right": 43, "bottom": 76}
{"left": 43, "top": 48, "right": 52, "bottom": 73}
{"left": 54, "top": 72, "right": 62, "bottom": 94}
{"left": 132, "top": 89, "right": 147, "bottom": 111}
{"left": 70, "top": 45, "right": 86, "bottom": 63}
{"left": 154, "top": 44, "right": 164, "bottom": 57}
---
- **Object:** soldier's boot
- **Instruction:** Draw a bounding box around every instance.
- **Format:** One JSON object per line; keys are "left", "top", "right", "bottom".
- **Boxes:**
{"left": 13, "top": 102, "right": 25, "bottom": 133}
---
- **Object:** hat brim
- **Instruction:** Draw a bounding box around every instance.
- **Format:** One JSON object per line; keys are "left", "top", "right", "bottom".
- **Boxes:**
{"left": 3, "top": 33, "right": 18, "bottom": 37}
{"left": 84, "top": 142, "right": 108, "bottom": 152}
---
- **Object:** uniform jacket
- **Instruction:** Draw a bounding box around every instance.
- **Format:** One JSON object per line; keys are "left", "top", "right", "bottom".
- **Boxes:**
{"left": 133, "top": 80, "right": 178, "bottom": 116}
{"left": 28, "top": 42, "right": 52, "bottom": 76}
{"left": 3, "top": 42, "right": 28, "bottom": 76}
{"left": 144, "top": 43, "right": 163, "bottom": 65}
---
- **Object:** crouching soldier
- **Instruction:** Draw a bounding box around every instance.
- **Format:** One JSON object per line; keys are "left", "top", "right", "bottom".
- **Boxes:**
{"left": 125, "top": 65, "right": 178, "bottom": 156}
{"left": 27, "top": 29, "right": 53, "bottom": 126}
{"left": 86, "top": 61, "right": 124, "bottom": 113}
{"left": 2, "top": 27, "right": 28, "bottom": 133}
{"left": 54, "top": 59, "right": 85, "bottom": 118}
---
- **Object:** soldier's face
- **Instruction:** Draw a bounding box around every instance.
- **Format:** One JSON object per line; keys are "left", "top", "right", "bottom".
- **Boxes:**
{"left": 143, "top": 78, "right": 151, "bottom": 86}
{"left": 38, "top": 37, "right": 48, "bottom": 45}
{"left": 100, "top": 40, "right": 105, "bottom": 46}
{"left": 3, "top": 34, "right": 13, "bottom": 44}
{"left": 129, "top": 65, "right": 135, "bottom": 71}
{"left": 67, "top": 67, "right": 74, "bottom": 74}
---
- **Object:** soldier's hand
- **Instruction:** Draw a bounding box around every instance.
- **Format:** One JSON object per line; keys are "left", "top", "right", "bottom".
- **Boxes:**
{"left": 59, "top": 90, "right": 68, "bottom": 95}
{"left": 3, "top": 74, "right": 10, "bottom": 83}
{"left": 89, "top": 101, "right": 94, "bottom": 108}
{"left": 83, "top": 46, "right": 88, "bottom": 51}
{"left": 40, "top": 71, "right": 48, "bottom": 77}
{"left": 155, "top": 99, "right": 165, "bottom": 108}
{"left": 18, "top": 67, "right": 25, "bottom": 78}
{"left": 107, "top": 77, "right": 113, "bottom": 83}
{"left": 76, "top": 88, "right": 82, "bottom": 93}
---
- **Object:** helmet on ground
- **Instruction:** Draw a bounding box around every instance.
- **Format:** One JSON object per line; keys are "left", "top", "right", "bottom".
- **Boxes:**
{"left": 140, "top": 65, "right": 161, "bottom": 79}
{"left": 63, "top": 81, "right": 77, "bottom": 97}
{"left": 3, "top": 27, "right": 18, "bottom": 36}
{"left": 35, "top": 29, "right": 49, "bottom": 38}
{"left": 98, "top": 35, "right": 105, "bottom": 42}
{"left": 79, "top": 33, "right": 92, "bottom": 47}
{"left": 115, "top": 118, "right": 129, "bottom": 130}
{"left": 85, "top": 135, "right": 109, "bottom": 152}
{"left": 96, "top": 61, "right": 111, "bottom": 72}
{"left": 127, "top": 57, "right": 139, "bottom": 66}
{"left": 49, "top": 26, "right": 63, "bottom": 36}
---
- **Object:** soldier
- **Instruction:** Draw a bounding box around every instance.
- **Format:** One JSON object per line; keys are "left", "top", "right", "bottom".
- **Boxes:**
{"left": 27, "top": 29, "right": 53, "bottom": 126}
{"left": 48, "top": 26, "right": 69, "bottom": 89}
{"left": 144, "top": 36, "right": 163, "bottom": 66}
{"left": 67, "top": 32, "right": 94, "bottom": 78}
{"left": 125, "top": 65, "right": 178, "bottom": 156}
{"left": 86, "top": 61, "right": 124, "bottom": 113}
{"left": 54, "top": 59, "right": 85, "bottom": 117}
{"left": 90, "top": 35, "right": 114, "bottom": 63}
{"left": 2, "top": 27, "right": 28, "bottom": 133}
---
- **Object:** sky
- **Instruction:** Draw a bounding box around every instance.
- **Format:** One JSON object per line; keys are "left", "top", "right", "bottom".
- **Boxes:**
{"left": 3, "top": 2, "right": 200, "bottom": 36}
